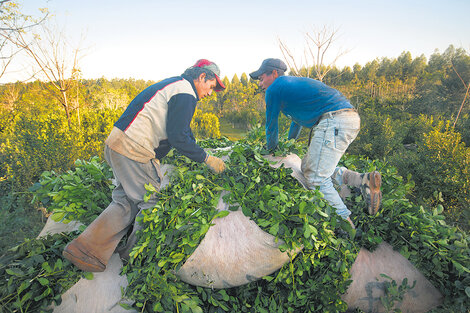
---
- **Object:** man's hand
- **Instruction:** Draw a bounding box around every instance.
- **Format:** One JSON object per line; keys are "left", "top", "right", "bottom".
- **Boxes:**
{"left": 205, "top": 155, "right": 226, "bottom": 174}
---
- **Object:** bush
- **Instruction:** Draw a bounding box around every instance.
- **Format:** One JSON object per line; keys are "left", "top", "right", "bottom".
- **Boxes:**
{"left": 1, "top": 112, "right": 79, "bottom": 191}
{"left": 348, "top": 111, "right": 407, "bottom": 159}
{"left": 222, "top": 108, "right": 262, "bottom": 130}
{"left": 77, "top": 108, "right": 122, "bottom": 158}
{"left": 411, "top": 121, "right": 470, "bottom": 229}
{"left": 191, "top": 110, "right": 221, "bottom": 139}
{"left": 0, "top": 106, "right": 120, "bottom": 192}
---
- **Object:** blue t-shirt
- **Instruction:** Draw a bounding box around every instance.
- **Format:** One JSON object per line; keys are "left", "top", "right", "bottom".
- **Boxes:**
{"left": 265, "top": 76, "right": 353, "bottom": 150}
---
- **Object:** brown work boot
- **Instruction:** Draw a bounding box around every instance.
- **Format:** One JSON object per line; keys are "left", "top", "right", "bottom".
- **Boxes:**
{"left": 360, "top": 171, "right": 382, "bottom": 215}
{"left": 63, "top": 241, "right": 106, "bottom": 272}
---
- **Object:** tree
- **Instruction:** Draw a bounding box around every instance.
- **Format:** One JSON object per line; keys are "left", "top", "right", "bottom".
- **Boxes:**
{"left": 0, "top": 0, "right": 48, "bottom": 81}
{"left": 7, "top": 21, "right": 85, "bottom": 129}
{"left": 396, "top": 51, "right": 413, "bottom": 80}
{"left": 451, "top": 54, "right": 470, "bottom": 127}
{"left": 340, "top": 66, "right": 354, "bottom": 84}
{"left": 361, "top": 59, "right": 379, "bottom": 82}
{"left": 279, "top": 25, "right": 349, "bottom": 81}
{"left": 409, "top": 54, "right": 427, "bottom": 78}
{"left": 0, "top": 82, "right": 21, "bottom": 134}
{"left": 231, "top": 74, "right": 240, "bottom": 86}
{"left": 240, "top": 73, "right": 248, "bottom": 87}
{"left": 420, "top": 46, "right": 470, "bottom": 117}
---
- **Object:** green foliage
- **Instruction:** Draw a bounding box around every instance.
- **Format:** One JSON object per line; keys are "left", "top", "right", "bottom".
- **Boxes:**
{"left": 244, "top": 125, "right": 305, "bottom": 158}
{"left": 340, "top": 156, "right": 470, "bottom": 312}
{"left": 6, "top": 132, "right": 469, "bottom": 312}
{"left": 0, "top": 78, "right": 141, "bottom": 192}
{"left": 0, "top": 186, "right": 44, "bottom": 254}
{"left": 211, "top": 76, "right": 264, "bottom": 129}
{"left": 348, "top": 111, "right": 404, "bottom": 160}
{"left": 1, "top": 111, "right": 79, "bottom": 191}
{"left": 348, "top": 108, "right": 469, "bottom": 229}
{"left": 122, "top": 131, "right": 358, "bottom": 312}
{"left": 119, "top": 130, "right": 469, "bottom": 312}
{"left": 198, "top": 136, "right": 233, "bottom": 149}
{"left": 31, "top": 156, "right": 114, "bottom": 225}
{"left": 223, "top": 108, "right": 262, "bottom": 130}
{"left": 191, "top": 109, "right": 221, "bottom": 139}
{"left": 389, "top": 120, "right": 470, "bottom": 229}
{"left": 455, "top": 113, "right": 470, "bottom": 146}
{"left": 77, "top": 108, "right": 123, "bottom": 158}
{"left": 379, "top": 275, "right": 416, "bottom": 313}
{"left": 0, "top": 83, "right": 123, "bottom": 254}
{"left": 1, "top": 47, "right": 469, "bottom": 311}
{"left": 0, "top": 231, "right": 84, "bottom": 313}
{"left": 418, "top": 122, "right": 470, "bottom": 217}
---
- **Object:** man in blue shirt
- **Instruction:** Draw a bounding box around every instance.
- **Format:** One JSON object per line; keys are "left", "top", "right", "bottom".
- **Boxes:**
{"left": 250, "top": 58, "right": 382, "bottom": 228}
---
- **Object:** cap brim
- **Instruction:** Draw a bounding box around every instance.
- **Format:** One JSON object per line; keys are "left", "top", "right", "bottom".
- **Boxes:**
{"left": 214, "top": 75, "right": 226, "bottom": 92}
{"left": 249, "top": 69, "right": 264, "bottom": 80}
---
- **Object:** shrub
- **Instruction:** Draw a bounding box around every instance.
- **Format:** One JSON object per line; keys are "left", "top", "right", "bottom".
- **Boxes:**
{"left": 1, "top": 112, "right": 79, "bottom": 191}
{"left": 77, "top": 108, "right": 122, "bottom": 158}
{"left": 348, "top": 111, "right": 407, "bottom": 160}
{"left": 191, "top": 110, "right": 221, "bottom": 139}
{"left": 222, "top": 108, "right": 262, "bottom": 130}
{"left": 411, "top": 121, "right": 470, "bottom": 229}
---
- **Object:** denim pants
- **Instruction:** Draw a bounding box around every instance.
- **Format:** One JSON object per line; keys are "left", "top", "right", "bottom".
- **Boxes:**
{"left": 301, "top": 110, "right": 360, "bottom": 218}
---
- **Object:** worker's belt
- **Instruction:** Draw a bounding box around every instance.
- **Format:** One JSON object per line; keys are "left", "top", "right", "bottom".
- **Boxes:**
{"left": 308, "top": 108, "right": 358, "bottom": 146}
{"left": 319, "top": 108, "right": 357, "bottom": 121}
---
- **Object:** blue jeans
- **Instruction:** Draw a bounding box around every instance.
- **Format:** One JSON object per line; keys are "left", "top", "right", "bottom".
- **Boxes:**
{"left": 301, "top": 109, "right": 360, "bottom": 218}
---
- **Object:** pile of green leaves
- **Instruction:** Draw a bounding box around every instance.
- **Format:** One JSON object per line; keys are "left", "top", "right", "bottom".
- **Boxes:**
{"left": 14, "top": 128, "right": 468, "bottom": 312}
{"left": 31, "top": 156, "right": 114, "bottom": 225}
{"left": 0, "top": 231, "right": 87, "bottom": 313}
{"left": 122, "top": 133, "right": 360, "bottom": 312}
{"left": 197, "top": 136, "right": 233, "bottom": 149}
{"left": 121, "top": 130, "right": 469, "bottom": 312}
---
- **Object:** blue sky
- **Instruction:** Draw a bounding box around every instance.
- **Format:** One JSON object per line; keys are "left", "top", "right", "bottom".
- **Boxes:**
{"left": 7, "top": 0, "right": 470, "bottom": 83}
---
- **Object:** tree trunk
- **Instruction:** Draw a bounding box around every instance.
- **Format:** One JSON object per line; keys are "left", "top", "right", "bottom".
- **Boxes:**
{"left": 62, "top": 90, "right": 72, "bottom": 129}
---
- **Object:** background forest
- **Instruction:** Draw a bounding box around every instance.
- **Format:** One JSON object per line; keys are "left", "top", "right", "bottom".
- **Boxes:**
{"left": 1, "top": 44, "right": 469, "bottom": 254}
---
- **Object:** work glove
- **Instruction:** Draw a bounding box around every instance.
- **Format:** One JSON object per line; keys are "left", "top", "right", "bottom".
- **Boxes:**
{"left": 205, "top": 155, "right": 226, "bottom": 174}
